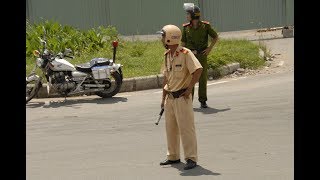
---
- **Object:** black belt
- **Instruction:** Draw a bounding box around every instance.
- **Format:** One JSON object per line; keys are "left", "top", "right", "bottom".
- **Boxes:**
{"left": 190, "top": 47, "right": 207, "bottom": 55}
{"left": 167, "top": 89, "right": 187, "bottom": 98}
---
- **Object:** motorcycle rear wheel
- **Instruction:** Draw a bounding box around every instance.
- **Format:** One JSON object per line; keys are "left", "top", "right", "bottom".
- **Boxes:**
{"left": 95, "top": 72, "right": 122, "bottom": 98}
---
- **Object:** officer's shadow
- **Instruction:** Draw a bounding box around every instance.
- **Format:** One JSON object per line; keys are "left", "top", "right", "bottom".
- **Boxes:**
{"left": 170, "top": 163, "right": 221, "bottom": 176}
{"left": 193, "top": 107, "right": 231, "bottom": 114}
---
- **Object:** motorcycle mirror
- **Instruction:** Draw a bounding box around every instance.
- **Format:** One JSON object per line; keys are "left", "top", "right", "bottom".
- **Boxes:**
{"left": 39, "top": 37, "right": 46, "bottom": 46}
{"left": 42, "top": 26, "right": 46, "bottom": 36}
{"left": 42, "top": 26, "right": 47, "bottom": 47}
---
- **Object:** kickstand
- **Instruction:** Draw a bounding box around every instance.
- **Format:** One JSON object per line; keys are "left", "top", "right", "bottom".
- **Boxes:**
{"left": 62, "top": 94, "right": 67, "bottom": 102}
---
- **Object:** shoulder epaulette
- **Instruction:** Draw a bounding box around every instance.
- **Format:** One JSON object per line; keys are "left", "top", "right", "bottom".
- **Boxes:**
{"left": 202, "top": 21, "right": 210, "bottom": 25}
{"left": 183, "top": 22, "right": 191, "bottom": 27}
{"left": 180, "top": 48, "right": 189, "bottom": 54}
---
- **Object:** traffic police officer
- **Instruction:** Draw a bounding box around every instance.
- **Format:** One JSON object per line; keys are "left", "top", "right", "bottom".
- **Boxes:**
{"left": 157, "top": 24, "right": 203, "bottom": 170}
{"left": 181, "top": 3, "right": 219, "bottom": 108}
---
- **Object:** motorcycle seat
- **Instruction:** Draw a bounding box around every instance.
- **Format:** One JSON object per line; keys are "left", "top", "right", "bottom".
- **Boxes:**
{"left": 75, "top": 58, "right": 112, "bottom": 73}
{"left": 90, "top": 58, "right": 112, "bottom": 67}
{"left": 75, "top": 62, "right": 92, "bottom": 73}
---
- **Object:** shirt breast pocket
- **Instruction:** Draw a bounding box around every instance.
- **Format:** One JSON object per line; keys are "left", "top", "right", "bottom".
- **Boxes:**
{"left": 173, "top": 64, "right": 184, "bottom": 78}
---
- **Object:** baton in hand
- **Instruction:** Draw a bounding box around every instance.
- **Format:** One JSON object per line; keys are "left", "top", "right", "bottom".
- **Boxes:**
{"left": 155, "top": 108, "right": 164, "bottom": 125}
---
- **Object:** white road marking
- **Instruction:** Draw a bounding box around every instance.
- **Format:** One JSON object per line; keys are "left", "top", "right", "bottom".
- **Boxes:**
{"left": 231, "top": 76, "right": 247, "bottom": 80}
{"left": 154, "top": 81, "right": 228, "bottom": 93}
{"left": 206, "top": 81, "right": 228, "bottom": 86}
{"left": 154, "top": 80, "right": 233, "bottom": 93}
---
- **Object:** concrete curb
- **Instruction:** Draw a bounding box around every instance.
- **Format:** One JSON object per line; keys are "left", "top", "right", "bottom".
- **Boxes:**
{"left": 34, "top": 62, "right": 240, "bottom": 98}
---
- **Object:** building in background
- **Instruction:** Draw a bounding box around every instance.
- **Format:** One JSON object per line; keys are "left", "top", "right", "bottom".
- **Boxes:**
{"left": 26, "top": 0, "right": 294, "bottom": 35}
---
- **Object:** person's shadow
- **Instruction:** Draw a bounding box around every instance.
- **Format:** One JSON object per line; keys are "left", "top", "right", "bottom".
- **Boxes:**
{"left": 193, "top": 107, "right": 231, "bottom": 114}
{"left": 169, "top": 163, "right": 221, "bottom": 176}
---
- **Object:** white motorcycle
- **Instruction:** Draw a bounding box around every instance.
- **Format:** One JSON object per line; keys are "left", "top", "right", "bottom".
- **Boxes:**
{"left": 26, "top": 35, "right": 123, "bottom": 104}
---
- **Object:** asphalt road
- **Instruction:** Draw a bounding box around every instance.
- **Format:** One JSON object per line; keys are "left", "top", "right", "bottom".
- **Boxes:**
{"left": 27, "top": 72, "right": 293, "bottom": 180}
{"left": 27, "top": 37, "right": 293, "bottom": 180}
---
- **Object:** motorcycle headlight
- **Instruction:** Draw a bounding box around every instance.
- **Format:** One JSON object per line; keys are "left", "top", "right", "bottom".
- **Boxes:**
{"left": 33, "top": 50, "right": 40, "bottom": 57}
{"left": 36, "top": 58, "right": 43, "bottom": 67}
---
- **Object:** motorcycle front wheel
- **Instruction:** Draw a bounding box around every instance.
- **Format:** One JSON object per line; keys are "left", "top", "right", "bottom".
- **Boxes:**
{"left": 26, "top": 78, "right": 42, "bottom": 104}
{"left": 95, "top": 72, "right": 122, "bottom": 98}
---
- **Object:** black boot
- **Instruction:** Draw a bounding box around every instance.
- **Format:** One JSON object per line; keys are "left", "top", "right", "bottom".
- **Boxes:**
{"left": 160, "top": 159, "right": 181, "bottom": 166}
{"left": 184, "top": 159, "right": 197, "bottom": 170}
{"left": 200, "top": 101, "right": 208, "bottom": 108}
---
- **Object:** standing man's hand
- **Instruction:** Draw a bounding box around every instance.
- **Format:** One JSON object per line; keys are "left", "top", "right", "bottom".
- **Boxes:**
{"left": 202, "top": 47, "right": 212, "bottom": 55}
{"left": 180, "top": 88, "right": 192, "bottom": 99}
{"left": 180, "top": 68, "right": 203, "bottom": 100}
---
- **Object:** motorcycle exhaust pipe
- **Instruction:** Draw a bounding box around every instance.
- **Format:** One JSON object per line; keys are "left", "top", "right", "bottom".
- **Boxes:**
{"left": 67, "top": 88, "right": 105, "bottom": 96}
{"left": 82, "top": 88, "right": 105, "bottom": 93}
{"left": 84, "top": 84, "right": 107, "bottom": 88}
{"left": 49, "top": 87, "right": 105, "bottom": 97}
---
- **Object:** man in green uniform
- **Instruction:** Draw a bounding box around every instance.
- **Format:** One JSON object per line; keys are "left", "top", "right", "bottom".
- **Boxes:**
{"left": 181, "top": 3, "right": 219, "bottom": 108}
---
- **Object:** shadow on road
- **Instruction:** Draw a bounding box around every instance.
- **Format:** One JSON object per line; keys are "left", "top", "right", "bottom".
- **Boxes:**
{"left": 26, "top": 97, "right": 128, "bottom": 109}
{"left": 193, "top": 107, "right": 231, "bottom": 114}
{"left": 170, "top": 163, "right": 221, "bottom": 176}
{"left": 26, "top": 102, "right": 46, "bottom": 108}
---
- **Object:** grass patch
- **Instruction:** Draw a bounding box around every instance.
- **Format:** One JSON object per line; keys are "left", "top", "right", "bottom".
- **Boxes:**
{"left": 208, "top": 39, "right": 266, "bottom": 70}
{"left": 258, "top": 42, "right": 272, "bottom": 59}
{"left": 27, "top": 39, "right": 266, "bottom": 78}
{"left": 26, "top": 21, "right": 266, "bottom": 78}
